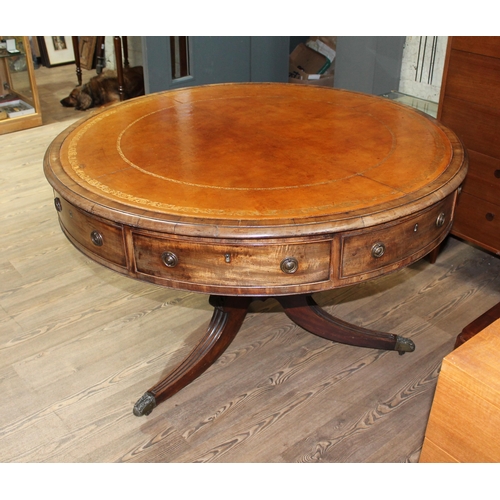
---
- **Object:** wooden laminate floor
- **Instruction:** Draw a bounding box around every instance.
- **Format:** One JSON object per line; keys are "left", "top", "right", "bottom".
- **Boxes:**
{"left": 1, "top": 64, "right": 500, "bottom": 463}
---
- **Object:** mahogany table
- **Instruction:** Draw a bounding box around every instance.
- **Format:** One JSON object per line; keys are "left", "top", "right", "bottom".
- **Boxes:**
{"left": 44, "top": 83, "right": 467, "bottom": 417}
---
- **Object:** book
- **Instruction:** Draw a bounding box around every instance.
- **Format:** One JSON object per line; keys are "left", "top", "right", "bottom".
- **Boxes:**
{"left": 0, "top": 99, "right": 35, "bottom": 118}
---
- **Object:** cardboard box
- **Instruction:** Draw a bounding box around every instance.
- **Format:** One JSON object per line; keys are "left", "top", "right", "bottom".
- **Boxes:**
{"left": 288, "top": 40, "right": 335, "bottom": 87}
{"left": 290, "top": 43, "right": 330, "bottom": 75}
{"left": 288, "top": 68, "right": 334, "bottom": 87}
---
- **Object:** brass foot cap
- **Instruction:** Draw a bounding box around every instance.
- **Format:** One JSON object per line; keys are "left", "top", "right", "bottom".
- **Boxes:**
{"left": 133, "top": 392, "right": 157, "bottom": 417}
{"left": 395, "top": 336, "right": 415, "bottom": 355}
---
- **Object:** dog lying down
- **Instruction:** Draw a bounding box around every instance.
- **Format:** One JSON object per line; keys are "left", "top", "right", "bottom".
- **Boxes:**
{"left": 60, "top": 66, "right": 145, "bottom": 111}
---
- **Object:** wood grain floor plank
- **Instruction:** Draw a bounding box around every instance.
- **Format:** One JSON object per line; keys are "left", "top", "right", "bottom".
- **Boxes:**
{"left": 278, "top": 328, "right": 451, "bottom": 463}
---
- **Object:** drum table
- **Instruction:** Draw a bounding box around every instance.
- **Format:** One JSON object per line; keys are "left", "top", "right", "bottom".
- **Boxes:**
{"left": 44, "top": 83, "right": 467, "bottom": 417}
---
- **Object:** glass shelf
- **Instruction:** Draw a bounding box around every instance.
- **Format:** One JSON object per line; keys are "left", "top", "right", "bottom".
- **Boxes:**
{"left": 381, "top": 90, "right": 438, "bottom": 118}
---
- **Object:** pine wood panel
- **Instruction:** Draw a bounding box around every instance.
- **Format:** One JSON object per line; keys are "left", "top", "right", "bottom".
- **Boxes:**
{"left": 419, "top": 438, "right": 458, "bottom": 462}
{"left": 420, "top": 319, "right": 500, "bottom": 462}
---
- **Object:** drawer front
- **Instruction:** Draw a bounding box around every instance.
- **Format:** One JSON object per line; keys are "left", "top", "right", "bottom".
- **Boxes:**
{"left": 133, "top": 233, "right": 332, "bottom": 288}
{"left": 451, "top": 37, "right": 500, "bottom": 60}
{"left": 461, "top": 150, "right": 500, "bottom": 206}
{"left": 445, "top": 49, "right": 500, "bottom": 110}
{"left": 340, "top": 195, "right": 455, "bottom": 279}
{"left": 452, "top": 192, "right": 500, "bottom": 253}
{"left": 440, "top": 96, "right": 500, "bottom": 160}
{"left": 55, "top": 196, "right": 127, "bottom": 268}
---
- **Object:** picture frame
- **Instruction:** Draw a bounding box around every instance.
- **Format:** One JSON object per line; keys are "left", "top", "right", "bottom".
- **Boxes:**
{"left": 37, "top": 37, "right": 75, "bottom": 67}
{"left": 78, "top": 37, "right": 97, "bottom": 70}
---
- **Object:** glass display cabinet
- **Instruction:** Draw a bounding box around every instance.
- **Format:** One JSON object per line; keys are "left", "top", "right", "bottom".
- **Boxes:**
{"left": 0, "top": 36, "right": 42, "bottom": 134}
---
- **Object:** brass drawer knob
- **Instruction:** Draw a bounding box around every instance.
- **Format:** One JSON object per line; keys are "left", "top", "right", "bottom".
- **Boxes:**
{"left": 436, "top": 212, "right": 446, "bottom": 228}
{"left": 90, "top": 230, "right": 103, "bottom": 246}
{"left": 371, "top": 242, "right": 386, "bottom": 258}
{"left": 280, "top": 257, "right": 298, "bottom": 274}
{"left": 161, "top": 251, "right": 179, "bottom": 268}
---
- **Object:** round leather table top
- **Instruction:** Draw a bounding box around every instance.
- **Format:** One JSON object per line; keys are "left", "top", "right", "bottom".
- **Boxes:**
{"left": 45, "top": 83, "right": 467, "bottom": 238}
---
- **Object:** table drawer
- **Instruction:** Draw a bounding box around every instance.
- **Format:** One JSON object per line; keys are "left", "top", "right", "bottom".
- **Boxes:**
{"left": 452, "top": 192, "right": 500, "bottom": 253}
{"left": 340, "top": 195, "right": 455, "bottom": 280}
{"left": 132, "top": 233, "right": 332, "bottom": 288}
{"left": 55, "top": 195, "right": 127, "bottom": 268}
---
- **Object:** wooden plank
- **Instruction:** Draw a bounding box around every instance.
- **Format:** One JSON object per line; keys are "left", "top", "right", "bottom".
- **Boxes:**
{"left": 420, "top": 319, "right": 500, "bottom": 462}
{"left": 419, "top": 438, "right": 459, "bottom": 463}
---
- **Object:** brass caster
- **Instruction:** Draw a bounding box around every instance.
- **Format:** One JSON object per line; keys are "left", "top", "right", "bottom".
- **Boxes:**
{"left": 133, "top": 392, "right": 156, "bottom": 417}
{"left": 395, "top": 336, "right": 415, "bottom": 355}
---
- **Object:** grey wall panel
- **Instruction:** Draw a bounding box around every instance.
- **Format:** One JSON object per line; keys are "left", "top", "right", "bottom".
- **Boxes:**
{"left": 142, "top": 36, "right": 289, "bottom": 93}
{"left": 250, "top": 37, "right": 289, "bottom": 83}
{"left": 334, "top": 36, "right": 405, "bottom": 95}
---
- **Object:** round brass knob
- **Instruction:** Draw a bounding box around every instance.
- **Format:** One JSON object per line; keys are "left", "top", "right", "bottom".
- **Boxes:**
{"left": 90, "top": 230, "right": 103, "bottom": 246}
{"left": 371, "top": 242, "right": 386, "bottom": 258}
{"left": 54, "top": 197, "right": 62, "bottom": 212}
{"left": 161, "top": 251, "right": 179, "bottom": 268}
{"left": 436, "top": 212, "right": 446, "bottom": 227}
{"left": 280, "top": 257, "right": 298, "bottom": 274}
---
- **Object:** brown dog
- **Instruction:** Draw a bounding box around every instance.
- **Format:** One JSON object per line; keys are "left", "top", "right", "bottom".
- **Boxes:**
{"left": 60, "top": 66, "right": 145, "bottom": 110}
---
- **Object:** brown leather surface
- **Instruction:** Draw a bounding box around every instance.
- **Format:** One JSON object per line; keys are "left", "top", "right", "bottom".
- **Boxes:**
{"left": 50, "top": 83, "right": 465, "bottom": 225}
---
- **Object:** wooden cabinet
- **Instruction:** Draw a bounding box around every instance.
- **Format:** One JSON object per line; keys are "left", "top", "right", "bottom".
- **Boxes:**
{"left": 0, "top": 36, "right": 42, "bottom": 135}
{"left": 419, "top": 318, "right": 500, "bottom": 462}
{"left": 439, "top": 37, "right": 500, "bottom": 255}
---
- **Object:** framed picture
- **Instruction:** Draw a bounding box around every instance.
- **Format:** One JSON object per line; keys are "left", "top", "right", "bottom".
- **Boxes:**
{"left": 37, "top": 37, "right": 75, "bottom": 67}
{"left": 78, "top": 37, "right": 97, "bottom": 70}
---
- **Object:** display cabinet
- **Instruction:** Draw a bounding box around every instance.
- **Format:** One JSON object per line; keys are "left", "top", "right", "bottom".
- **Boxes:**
{"left": 0, "top": 36, "right": 42, "bottom": 134}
